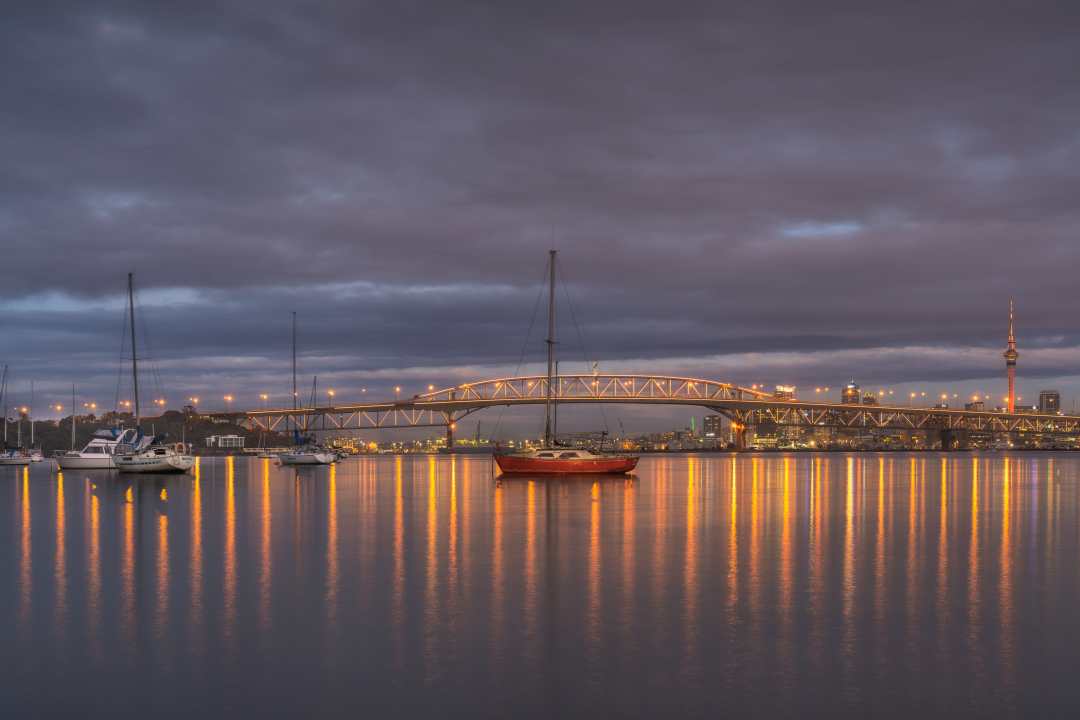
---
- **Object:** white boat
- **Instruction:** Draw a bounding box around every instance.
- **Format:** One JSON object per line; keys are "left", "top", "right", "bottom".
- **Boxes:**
{"left": 112, "top": 272, "right": 195, "bottom": 475}
{"left": 29, "top": 450, "right": 44, "bottom": 462}
{"left": 0, "top": 448, "right": 32, "bottom": 466}
{"left": 115, "top": 441, "right": 196, "bottom": 473}
{"left": 279, "top": 446, "right": 336, "bottom": 465}
{"left": 56, "top": 427, "right": 141, "bottom": 470}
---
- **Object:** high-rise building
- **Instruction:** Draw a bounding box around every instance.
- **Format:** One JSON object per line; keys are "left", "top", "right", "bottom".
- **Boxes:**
{"left": 842, "top": 381, "right": 861, "bottom": 404}
{"left": 703, "top": 414, "right": 724, "bottom": 438}
{"left": 1039, "top": 390, "right": 1061, "bottom": 414}
{"left": 1004, "top": 300, "right": 1018, "bottom": 413}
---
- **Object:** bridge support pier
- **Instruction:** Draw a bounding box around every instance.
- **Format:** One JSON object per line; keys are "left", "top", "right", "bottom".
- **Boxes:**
{"left": 446, "top": 421, "right": 455, "bottom": 451}
{"left": 939, "top": 429, "right": 969, "bottom": 451}
{"left": 732, "top": 425, "right": 748, "bottom": 451}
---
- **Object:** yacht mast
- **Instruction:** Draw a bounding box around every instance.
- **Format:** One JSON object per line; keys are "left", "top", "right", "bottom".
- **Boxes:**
{"left": 292, "top": 311, "right": 297, "bottom": 412}
{"left": 71, "top": 384, "right": 76, "bottom": 451}
{"left": 0, "top": 365, "right": 6, "bottom": 444}
{"left": 128, "top": 273, "right": 141, "bottom": 427}
{"left": 543, "top": 249, "right": 557, "bottom": 447}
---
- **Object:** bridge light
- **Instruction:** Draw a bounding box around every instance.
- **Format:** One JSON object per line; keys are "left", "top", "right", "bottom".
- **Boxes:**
{"left": 394, "top": 386, "right": 401, "bottom": 394}
{"left": 428, "top": 384, "right": 435, "bottom": 392}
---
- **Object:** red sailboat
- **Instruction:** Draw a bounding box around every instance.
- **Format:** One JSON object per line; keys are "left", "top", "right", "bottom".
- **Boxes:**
{"left": 493, "top": 250, "right": 638, "bottom": 476}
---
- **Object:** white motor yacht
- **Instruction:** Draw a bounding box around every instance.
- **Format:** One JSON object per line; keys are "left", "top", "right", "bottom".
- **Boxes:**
{"left": 56, "top": 427, "right": 141, "bottom": 470}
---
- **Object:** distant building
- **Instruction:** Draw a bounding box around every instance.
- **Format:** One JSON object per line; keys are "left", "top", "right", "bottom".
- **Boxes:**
{"left": 842, "top": 381, "right": 861, "bottom": 404}
{"left": 774, "top": 385, "right": 796, "bottom": 400}
{"left": 703, "top": 414, "right": 724, "bottom": 438}
{"left": 965, "top": 400, "right": 986, "bottom": 412}
{"left": 861, "top": 392, "right": 878, "bottom": 405}
{"left": 206, "top": 434, "right": 245, "bottom": 449}
{"left": 1039, "top": 390, "right": 1061, "bottom": 414}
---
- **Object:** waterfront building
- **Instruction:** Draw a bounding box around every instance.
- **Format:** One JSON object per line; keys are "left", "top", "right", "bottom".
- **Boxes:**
{"left": 702, "top": 414, "right": 724, "bottom": 438}
{"left": 205, "top": 434, "right": 245, "bottom": 449}
{"left": 861, "top": 392, "right": 878, "bottom": 405}
{"left": 841, "top": 381, "right": 861, "bottom": 404}
{"left": 1039, "top": 390, "right": 1061, "bottom": 414}
{"left": 774, "top": 385, "right": 796, "bottom": 400}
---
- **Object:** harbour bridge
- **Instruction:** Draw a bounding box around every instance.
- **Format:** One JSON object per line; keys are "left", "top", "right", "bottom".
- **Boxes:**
{"left": 208, "top": 373, "right": 1080, "bottom": 449}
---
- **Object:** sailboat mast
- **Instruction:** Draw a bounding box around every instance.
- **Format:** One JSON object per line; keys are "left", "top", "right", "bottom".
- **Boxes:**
{"left": 292, "top": 311, "right": 297, "bottom": 411}
{"left": 29, "top": 380, "right": 33, "bottom": 447}
{"left": 71, "top": 384, "right": 77, "bottom": 451}
{"left": 543, "top": 249, "right": 557, "bottom": 447}
{"left": 128, "top": 273, "right": 141, "bottom": 426}
{"left": 0, "top": 365, "right": 6, "bottom": 444}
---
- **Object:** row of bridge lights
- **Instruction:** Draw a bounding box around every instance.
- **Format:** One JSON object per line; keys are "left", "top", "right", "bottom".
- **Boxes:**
{"left": 754, "top": 385, "right": 1018, "bottom": 407}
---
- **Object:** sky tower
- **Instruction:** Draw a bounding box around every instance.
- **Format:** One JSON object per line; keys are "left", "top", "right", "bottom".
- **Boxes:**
{"left": 1004, "top": 299, "right": 1018, "bottom": 413}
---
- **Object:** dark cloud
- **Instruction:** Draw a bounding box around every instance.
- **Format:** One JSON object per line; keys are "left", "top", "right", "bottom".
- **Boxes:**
{"left": 3, "top": 1, "right": 1080, "bottom": 423}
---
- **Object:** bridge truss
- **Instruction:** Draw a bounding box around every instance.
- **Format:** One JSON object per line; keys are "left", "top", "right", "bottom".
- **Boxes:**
{"left": 209, "top": 373, "right": 1080, "bottom": 439}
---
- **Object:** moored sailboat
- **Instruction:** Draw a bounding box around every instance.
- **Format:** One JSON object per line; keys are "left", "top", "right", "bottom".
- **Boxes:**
{"left": 493, "top": 251, "right": 638, "bottom": 476}
{"left": 278, "top": 312, "right": 334, "bottom": 466}
{"left": 112, "top": 273, "right": 195, "bottom": 474}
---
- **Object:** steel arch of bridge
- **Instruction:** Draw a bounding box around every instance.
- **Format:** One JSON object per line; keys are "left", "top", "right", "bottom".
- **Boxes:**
{"left": 214, "top": 372, "right": 1080, "bottom": 437}
{"left": 228, "top": 374, "right": 772, "bottom": 433}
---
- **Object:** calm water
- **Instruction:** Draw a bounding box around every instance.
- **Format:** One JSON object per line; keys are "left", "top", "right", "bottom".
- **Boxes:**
{"left": 2, "top": 453, "right": 1079, "bottom": 717}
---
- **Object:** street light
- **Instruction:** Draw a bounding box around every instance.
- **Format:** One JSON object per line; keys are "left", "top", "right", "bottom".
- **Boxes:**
{"left": 224, "top": 394, "right": 234, "bottom": 412}
{"left": 327, "top": 389, "right": 335, "bottom": 404}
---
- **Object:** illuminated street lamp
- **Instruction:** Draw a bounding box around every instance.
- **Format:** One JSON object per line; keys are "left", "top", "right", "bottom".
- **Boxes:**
{"left": 327, "top": 389, "right": 336, "bottom": 404}
{"left": 259, "top": 392, "right": 269, "bottom": 409}
{"left": 224, "top": 394, "right": 234, "bottom": 412}
{"left": 428, "top": 384, "right": 435, "bottom": 392}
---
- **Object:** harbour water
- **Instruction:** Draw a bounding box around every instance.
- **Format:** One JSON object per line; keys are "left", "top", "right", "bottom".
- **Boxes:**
{"left": 2, "top": 453, "right": 1079, "bottom": 717}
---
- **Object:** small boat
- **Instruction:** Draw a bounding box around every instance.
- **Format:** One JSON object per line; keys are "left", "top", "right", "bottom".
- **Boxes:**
{"left": 494, "top": 447, "right": 638, "bottom": 474}
{"left": 29, "top": 450, "right": 44, "bottom": 462}
{"left": 0, "top": 448, "right": 32, "bottom": 466}
{"left": 115, "top": 441, "right": 196, "bottom": 473}
{"left": 493, "top": 250, "right": 638, "bottom": 476}
{"left": 279, "top": 446, "right": 336, "bottom": 465}
{"left": 57, "top": 427, "right": 141, "bottom": 470}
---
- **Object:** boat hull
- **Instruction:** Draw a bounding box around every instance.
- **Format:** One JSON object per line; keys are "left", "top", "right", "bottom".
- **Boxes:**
{"left": 494, "top": 454, "right": 638, "bottom": 475}
{"left": 279, "top": 452, "right": 336, "bottom": 465}
{"left": 115, "top": 453, "right": 194, "bottom": 473}
{"left": 56, "top": 455, "right": 116, "bottom": 470}
{"left": 0, "top": 457, "right": 32, "bottom": 466}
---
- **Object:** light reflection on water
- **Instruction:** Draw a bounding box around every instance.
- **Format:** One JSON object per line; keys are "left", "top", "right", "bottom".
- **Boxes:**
{"left": 2, "top": 453, "right": 1080, "bottom": 717}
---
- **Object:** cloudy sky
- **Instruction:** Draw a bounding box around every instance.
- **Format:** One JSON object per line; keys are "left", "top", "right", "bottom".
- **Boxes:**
{"left": 3, "top": 1, "right": 1080, "bottom": 432}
